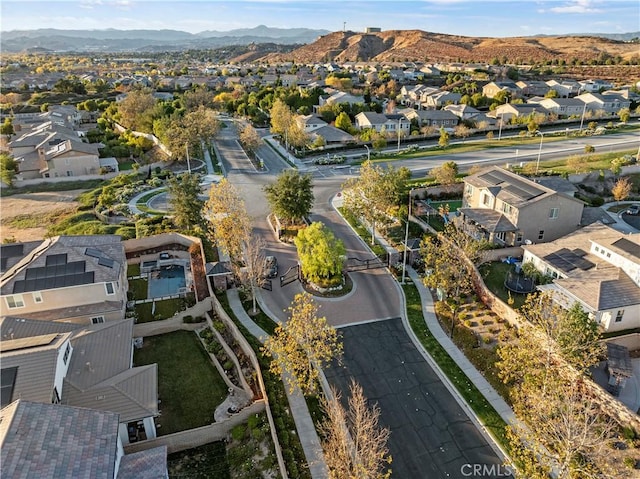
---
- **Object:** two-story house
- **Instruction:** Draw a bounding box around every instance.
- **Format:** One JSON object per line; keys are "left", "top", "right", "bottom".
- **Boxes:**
{"left": 296, "top": 114, "right": 355, "bottom": 146}
{"left": 522, "top": 223, "right": 640, "bottom": 332}
{"left": 459, "top": 167, "right": 584, "bottom": 246}
{"left": 491, "top": 103, "right": 548, "bottom": 123}
{"left": 400, "top": 108, "right": 459, "bottom": 128}
{"left": 537, "top": 97, "right": 586, "bottom": 118}
{"left": 422, "top": 91, "right": 462, "bottom": 109}
{"left": 0, "top": 316, "right": 160, "bottom": 445}
{"left": 576, "top": 92, "right": 632, "bottom": 115}
{"left": 515, "top": 80, "right": 550, "bottom": 97}
{"left": 0, "top": 235, "right": 128, "bottom": 324}
{"left": 482, "top": 81, "right": 520, "bottom": 100}
{"left": 546, "top": 79, "right": 581, "bottom": 98}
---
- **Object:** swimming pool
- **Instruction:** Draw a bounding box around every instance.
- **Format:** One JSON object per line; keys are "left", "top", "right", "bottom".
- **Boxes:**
{"left": 148, "top": 264, "right": 187, "bottom": 298}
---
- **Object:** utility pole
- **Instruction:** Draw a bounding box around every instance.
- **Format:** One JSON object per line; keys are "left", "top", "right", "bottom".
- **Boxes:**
{"left": 343, "top": 21, "right": 346, "bottom": 32}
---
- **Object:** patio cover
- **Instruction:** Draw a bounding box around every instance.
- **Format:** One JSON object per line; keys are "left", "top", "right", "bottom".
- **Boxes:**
{"left": 459, "top": 208, "right": 517, "bottom": 233}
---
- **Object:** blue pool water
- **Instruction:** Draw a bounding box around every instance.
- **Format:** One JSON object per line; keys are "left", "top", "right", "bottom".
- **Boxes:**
{"left": 148, "top": 265, "right": 186, "bottom": 298}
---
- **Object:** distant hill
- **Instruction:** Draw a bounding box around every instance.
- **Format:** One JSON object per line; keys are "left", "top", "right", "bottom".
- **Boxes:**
{"left": 0, "top": 27, "right": 330, "bottom": 53}
{"left": 262, "top": 30, "right": 640, "bottom": 64}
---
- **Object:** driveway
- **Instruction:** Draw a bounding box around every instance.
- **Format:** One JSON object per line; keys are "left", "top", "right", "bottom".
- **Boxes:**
{"left": 324, "top": 318, "right": 508, "bottom": 479}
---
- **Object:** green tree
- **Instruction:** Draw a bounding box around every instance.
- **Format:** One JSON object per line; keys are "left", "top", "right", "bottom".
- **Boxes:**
{"left": 0, "top": 118, "right": 14, "bottom": 137}
{"left": 320, "top": 379, "right": 392, "bottom": 479}
{"left": 438, "top": 127, "right": 450, "bottom": 149}
{"left": 0, "top": 153, "right": 18, "bottom": 187}
{"left": 263, "top": 292, "right": 343, "bottom": 395}
{"left": 294, "top": 221, "right": 346, "bottom": 287}
{"left": 204, "top": 178, "right": 251, "bottom": 262}
{"left": 342, "top": 160, "right": 410, "bottom": 244}
{"left": 166, "top": 173, "right": 204, "bottom": 231}
{"left": 264, "top": 170, "right": 314, "bottom": 225}
{"left": 429, "top": 161, "right": 459, "bottom": 187}
{"left": 335, "top": 111, "right": 353, "bottom": 132}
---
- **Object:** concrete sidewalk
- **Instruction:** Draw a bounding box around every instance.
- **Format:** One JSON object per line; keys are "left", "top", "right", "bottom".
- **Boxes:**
{"left": 406, "top": 267, "right": 517, "bottom": 425}
{"left": 226, "top": 288, "right": 329, "bottom": 479}
{"left": 601, "top": 201, "right": 640, "bottom": 234}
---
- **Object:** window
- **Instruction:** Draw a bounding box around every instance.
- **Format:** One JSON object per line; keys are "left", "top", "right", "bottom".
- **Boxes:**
{"left": 615, "top": 310, "right": 624, "bottom": 323}
{"left": 5, "top": 295, "right": 25, "bottom": 309}
{"left": 549, "top": 207, "right": 559, "bottom": 219}
{"left": 66, "top": 171, "right": 73, "bottom": 177}
{"left": 595, "top": 246, "right": 600, "bottom": 253}
{"left": 62, "top": 344, "right": 71, "bottom": 365}
{"left": 501, "top": 203, "right": 512, "bottom": 214}
{"left": 32, "top": 292, "right": 43, "bottom": 303}
{"left": 465, "top": 185, "right": 473, "bottom": 196}
{"left": 482, "top": 193, "right": 491, "bottom": 206}
{"left": 538, "top": 230, "right": 545, "bottom": 240}
{"left": 105, "top": 282, "right": 115, "bottom": 295}
{"left": 516, "top": 232, "right": 524, "bottom": 243}
{"left": 91, "top": 316, "right": 105, "bottom": 324}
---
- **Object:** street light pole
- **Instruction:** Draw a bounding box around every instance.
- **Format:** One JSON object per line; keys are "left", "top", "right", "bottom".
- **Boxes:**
{"left": 401, "top": 188, "right": 414, "bottom": 284}
{"left": 397, "top": 117, "right": 401, "bottom": 152}
{"left": 364, "top": 144, "right": 370, "bottom": 161}
{"left": 535, "top": 130, "right": 544, "bottom": 175}
{"left": 579, "top": 103, "right": 587, "bottom": 133}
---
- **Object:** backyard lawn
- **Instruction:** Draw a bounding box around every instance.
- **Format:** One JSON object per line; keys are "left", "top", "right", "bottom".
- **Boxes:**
{"left": 134, "top": 296, "right": 192, "bottom": 323}
{"left": 134, "top": 330, "right": 228, "bottom": 434}
{"left": 478, "top": 261, "right": 529, "bottom": 309}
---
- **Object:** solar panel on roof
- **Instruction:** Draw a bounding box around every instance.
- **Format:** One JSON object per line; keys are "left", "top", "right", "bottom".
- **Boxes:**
{"left": 13, "top": 258, "right": 92, "bottom": 293}
{"left": 85, "top": 248, "right": 103, "bottom": 258}
{"left": 612, "top": 238, "right": 640, "bottom": 260}
{"left": 573, "top": 248, "right": 588, "bottom": 257}
{"left": 45, "top": 254, "right": 67, "bottom": 266}
{"left": 98, "top": 257, "right": 114, "bottom": 268}
{"left": 0, "top": 244, "right": 23, "bottom": 258}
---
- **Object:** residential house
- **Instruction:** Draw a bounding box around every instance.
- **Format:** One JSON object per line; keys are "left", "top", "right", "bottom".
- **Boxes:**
{"left": 482, "top": 81, "right": 520, "bottom": 100}
{"left": 443, "top": 104, "right": 482, "bottom": 121}
{"left": 0, "top": 235, "right": 128, "bottom": 324}
{"left": 576, "top": 92, "right": 632, "bottom": 115}
{"left": 422, "top": 91, "right": 462, "bottom": 109}
{"left": 516, "top": 80, "right": 550, "bottom": 97}
{"left": 0, "top": 400, "right": 168, "bottom": 479}
{"left": 354, "top": 111, "right": 411, "bottom": 134}
{"left": 537, "top": 98, "right": 586, "bottom": 118}
{"left": 39, "top": 139, "right": 102, "bottom": 178}
{"left": 318, "top": 91, "right": 365, "bottom": 108}
{"left": 546, "top": 79, "right": 581, "bottom": 98}
{"left": 419, "top": 65, "right": 441, "bottom": 76}
{"left": 458, "top": 166, "right": 584, "bottom": 246}
{"left": 579, "top": 79, "right": 614, "bottom": 93}
{"left": 400, "top": 108, "right": 459, "bottom": 128}
{"left": 0, "top": 316, "right": 160, "bottom": 445}
{"left": 297, "top": 114, "right": 356, "bottom": 145}
{"left": 522, "top": 223, "right": 640, "bottom": 332}
{"left": 491, "top": 103, "right": 548, "bottom": 123}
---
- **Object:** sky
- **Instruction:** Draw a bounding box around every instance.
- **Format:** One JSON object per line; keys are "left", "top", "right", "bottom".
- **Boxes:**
{"left": 1, "top": 0, "right": 638, "bottom": 37}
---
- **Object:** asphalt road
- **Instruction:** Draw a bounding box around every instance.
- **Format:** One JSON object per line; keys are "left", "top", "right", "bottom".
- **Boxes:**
{"left": 324, "top": 318, "right": 508, "bottom": 479}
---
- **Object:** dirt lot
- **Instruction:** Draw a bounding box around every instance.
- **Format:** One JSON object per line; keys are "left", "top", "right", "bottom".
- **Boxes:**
{"left": 0, "top": 190, "right": 84, "bottom": 242}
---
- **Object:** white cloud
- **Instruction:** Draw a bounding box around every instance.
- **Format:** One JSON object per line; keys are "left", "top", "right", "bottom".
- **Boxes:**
{"left": 550, "top": 0, "right": 602, "bottom": 14}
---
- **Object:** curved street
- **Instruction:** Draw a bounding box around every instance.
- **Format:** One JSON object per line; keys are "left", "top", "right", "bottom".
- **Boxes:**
{"left": 215, "top": 124, "right": 515, "bottom": 477}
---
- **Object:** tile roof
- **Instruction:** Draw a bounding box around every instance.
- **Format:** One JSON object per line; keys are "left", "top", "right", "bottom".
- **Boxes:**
{"left": 13, "top": 300, "right": 124, "bottom": 322}
{"left": 117, "top": 445, "right": 168, "bottom": 479}
{"left": 0, "top": 400, "right": 119, "bottom": 479}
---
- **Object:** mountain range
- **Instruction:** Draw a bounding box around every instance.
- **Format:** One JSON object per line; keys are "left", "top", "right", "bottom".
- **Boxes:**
{"left": 0, "top": 26, "right": 330, "bottom": 53}
{"left": 1, "top": 27, "right": 639, "bottom": 67}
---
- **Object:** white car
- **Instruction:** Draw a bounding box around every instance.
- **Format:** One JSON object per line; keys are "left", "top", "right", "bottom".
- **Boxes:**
{"left": 626, "top": 204, "right": 640, "bottom": 216}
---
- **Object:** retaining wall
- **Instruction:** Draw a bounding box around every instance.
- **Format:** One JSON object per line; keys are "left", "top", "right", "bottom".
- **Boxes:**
{"left": 123, "top": 401, "right": 265, "bottom": 455}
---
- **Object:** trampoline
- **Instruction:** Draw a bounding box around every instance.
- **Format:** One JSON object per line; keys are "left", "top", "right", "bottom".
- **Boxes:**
{"left": 504, "top": 270, "right": 536, "bottom": 294}
{"left": 148, "top": 264, "right": 186, "bottom": 298}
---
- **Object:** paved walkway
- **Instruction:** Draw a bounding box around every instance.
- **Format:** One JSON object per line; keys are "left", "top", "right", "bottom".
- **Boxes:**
{"left": 406, "top": 267, "right": 517, "bottom": 426}
{"left": 601, "top": 201, "right": 640, "bottom": 234}
{"left": 226, "top": 288, "right": 329, "bottom": 479}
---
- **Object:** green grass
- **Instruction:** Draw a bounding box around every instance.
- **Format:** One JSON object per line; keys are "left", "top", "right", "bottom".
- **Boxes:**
{"left": 428, "top": 199, "right": 463, "bottom": 211}
{"left": 0, "top": 179, "right": 107, "bottom": 197}
{"left": 168, "top": 441, "right": 230, "bottom": 478}
{"left": 127, "top": 263, "right": 141, "bottom": 277}
{"left": 133, "top": 330, "right": 228, "bottom": 434}
{"left": 403, "top": 283, "right": 510, "bottom": 452}
{"left": 607, "top": 202, "right": 637, "bottom": 213}
{"left": 478, "top": 262, "right": 528, "bottom": 310}
{"left": 134, "top": 296, "right": 192, "bottom": 322}
{"left": 127, "top": 278, "right": 148, "bottom": 300}
{"left": 338, "top": 207, "right": 387, "bottom": 256}
{"left": 118, "top": 160, "right": 134, "bottom": 171}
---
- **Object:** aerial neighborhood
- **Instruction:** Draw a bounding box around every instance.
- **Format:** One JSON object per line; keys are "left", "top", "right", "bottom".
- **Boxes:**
{"left": 1, "top": 17, "right": 640, "bottom": 479}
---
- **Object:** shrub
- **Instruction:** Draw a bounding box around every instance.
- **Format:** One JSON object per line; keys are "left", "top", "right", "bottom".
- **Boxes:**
{"left": 231, "top": 424, "right": 246, "bottom": 441}
{"left": 223, "top": 360, "right": 234, "bottom": 371}
{"left": 623, "top": 457, "right": 637, "bottom": 469}
{"left": 591, "top": 196, "right": 605, "bottom": 207}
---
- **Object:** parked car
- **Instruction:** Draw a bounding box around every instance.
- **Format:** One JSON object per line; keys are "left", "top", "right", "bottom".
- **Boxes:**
{"left": 264, "top": 256, "right": 278, "bottom": 278}
{"left": 626, "top": 204, "right": 640, "bottom": 216}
